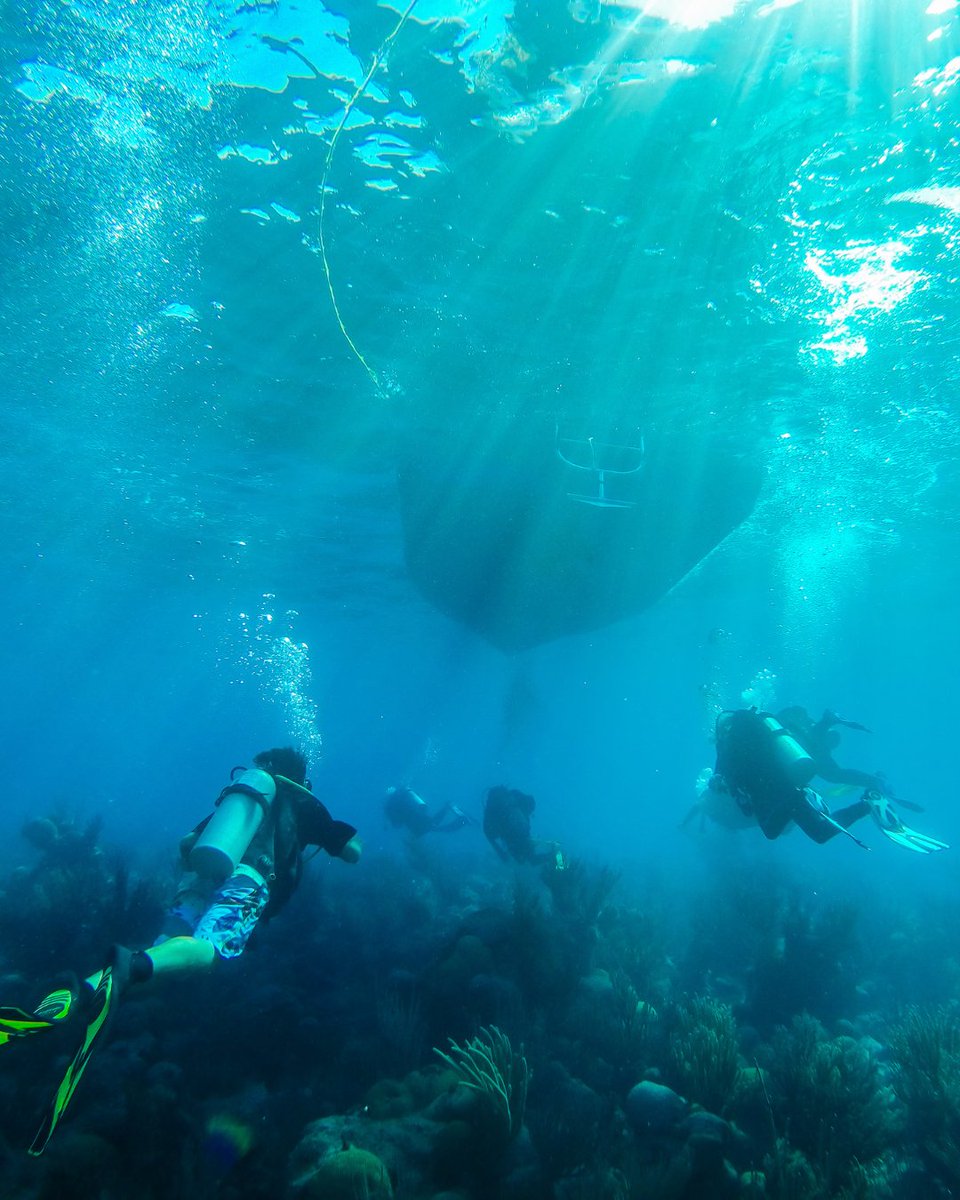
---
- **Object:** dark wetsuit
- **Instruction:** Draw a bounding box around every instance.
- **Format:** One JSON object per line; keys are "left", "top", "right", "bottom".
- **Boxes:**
{"left": 384, "top": 787, "right": 473, "bottom": 838}
{"left": 777, "top": 707, "right": 887, "bottom": 794}
{"left": 713, "top": 710, "right": 850, "bottom": 844}
{"left": 483, "top": 786, "right": 543, "bottom": 863}
{"left": 385, "top": 788, "right": 436, "bottom": 838}
{"left": 253, "top": 778, "right": 357, "bottom": 917}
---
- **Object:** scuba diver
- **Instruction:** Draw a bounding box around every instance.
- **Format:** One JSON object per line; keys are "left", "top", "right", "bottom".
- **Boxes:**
{"left": 0, "top": 746, "right": 361, "bottom": 1155}
{"left": 703, "top": 709, "right": 947, "bottom": 853}
{"left": 776, "top": 706, "right": 895, "bottom": 796}
{"left": 482, "top": 785, "right": 564, "bottom": 868}
{"left": 383, "top": 785, "right": 475, "bottom": 838}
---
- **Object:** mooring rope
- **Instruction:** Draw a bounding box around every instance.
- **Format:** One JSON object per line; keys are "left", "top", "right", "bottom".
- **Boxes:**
{"left": 263, "top": 0, "right": 419, "bottom": 395}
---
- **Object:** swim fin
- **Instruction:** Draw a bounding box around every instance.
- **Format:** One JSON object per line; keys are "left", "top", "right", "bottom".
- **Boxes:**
{"left": 28, "top": 964, "right": 118, "bottom": 1156}
{"left": 865, "top": 790, "right": 948, "bottom": 855}
{"left": 881, "top": 827, "right": 949, "bottom": 854}
{"left": 0, "top": 977, "right": 81, "bottom": 1047}
{"left": 891, "top": 795, "right": 925, "bottom": 813}
{"left": 827, "top": 711, "right": 871, "bottom": 733}
{"left": 0, "top": 1007, "right": 57, "bottom": 1047}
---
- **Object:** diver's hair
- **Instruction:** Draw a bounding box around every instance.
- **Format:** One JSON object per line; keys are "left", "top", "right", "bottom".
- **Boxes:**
{"left": 253, "top": 746, "right": 308, "bottom": 785}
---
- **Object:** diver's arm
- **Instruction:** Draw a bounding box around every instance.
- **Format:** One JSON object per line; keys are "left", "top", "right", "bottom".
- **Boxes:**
{"left": 338, "top": 835, "right": 362, "bottom": 863}
{"left": 815, "top": 761, "right": 889, "bottom": 792}
{"left": 488, "top": 836, "right": 511, "bottom": 861}
{"left": 431, "top": 805, "right": 474, "bottom": 833}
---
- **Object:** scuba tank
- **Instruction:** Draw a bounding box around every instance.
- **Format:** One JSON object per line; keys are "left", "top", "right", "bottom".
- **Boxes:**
{"left": 759, "top": 713, "right": 815, "bottom": 787}
{"left": 189, "top": 769, "right": 277, "bottom": 881}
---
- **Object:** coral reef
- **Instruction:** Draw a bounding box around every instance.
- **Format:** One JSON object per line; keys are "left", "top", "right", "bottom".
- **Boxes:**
{"left": 662, "top": 994, "right": 741, "bottom": 1116}
{"left": 294, "top": 1144, "right": 394, "bottom": 1199}
{"left": 434, "top": 1025, "right": 529, "bottom": 1141}
{"left": 891, "top": 1005, "right": 960, "bottom": 1192}
{"left": 747, "top": 896, "right": 862, "bottom": 1031}
{"left": 0, "top": 815, "right": 165, "bottom": 978}
{"left": 761, "top": 1014, "right": 896, "bottom": 1196}
{"left": 0, "top": 808, "right": 954, "bottom": 1200}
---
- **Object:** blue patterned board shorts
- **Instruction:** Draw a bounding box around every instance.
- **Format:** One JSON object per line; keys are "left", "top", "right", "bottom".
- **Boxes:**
{"left": 180, "top": 870, "right": 270, "bottom": 960}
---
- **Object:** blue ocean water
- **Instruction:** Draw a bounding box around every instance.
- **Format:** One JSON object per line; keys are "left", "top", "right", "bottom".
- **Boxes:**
{"left": 3, "top": 0, "right": 957, "bottom": 861}
{"left": 3, "top": 0, "right": 960, "bottom": 1189}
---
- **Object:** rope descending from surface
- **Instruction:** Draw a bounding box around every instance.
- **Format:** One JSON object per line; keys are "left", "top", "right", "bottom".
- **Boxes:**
{"left": 259, "top": 0, "right": 420, "bottom": 395}
{"left": 316, "top": 0, "right": 419, "bottom": 394}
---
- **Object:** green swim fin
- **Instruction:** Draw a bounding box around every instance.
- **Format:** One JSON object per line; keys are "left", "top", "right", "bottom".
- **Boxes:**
{"left": 0, "top": 1007, "right": 57, "bottom": 1047}
{"left": 28, "top": 965, "right": 118, "bottom": 1156}
{"left": 0, "top": 978, "right": 80, "bottom": 1047}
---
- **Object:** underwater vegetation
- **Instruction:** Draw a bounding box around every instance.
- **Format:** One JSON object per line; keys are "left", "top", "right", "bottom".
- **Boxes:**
{"left": 890, "top": 1006, "right": 960, "bottom": 1195}
{"left": 0, "top": 814, "right": 165, "bottom": 977}
{"left": 680, "top": 864, "right": 862, "bottom": 1033}
{"left": 748, "top": 898, "right": 862, "bottom": 1031}
{"left": 434, "top": 1026, "right": 529, "bottom": 1143}
{"left": 662, "top": 995, "right": 741, "bottom": 1117}
{"left": 0, "top": 819, "right": 956, "bottom": 1199}
{"left": 760, "top": 1014, "right": 896, "bottom": 1197}
{"left": 296, "top": 1144, "right": 394, "bottom": 1199}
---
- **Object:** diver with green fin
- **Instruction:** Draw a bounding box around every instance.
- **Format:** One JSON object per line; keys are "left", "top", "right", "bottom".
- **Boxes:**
{"left": 0, "top": 747, "right": 362, "bottom": 1155}
{"left": 701, "top": 708, "right": 947, "bottom": 853}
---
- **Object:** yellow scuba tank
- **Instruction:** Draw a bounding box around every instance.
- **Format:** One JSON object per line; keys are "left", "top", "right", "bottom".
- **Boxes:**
{"left": 759, "top": 714, "right": 815, "bottom": 787}
{"left": 188, "top": 769, "right": 277, "bottom": 881}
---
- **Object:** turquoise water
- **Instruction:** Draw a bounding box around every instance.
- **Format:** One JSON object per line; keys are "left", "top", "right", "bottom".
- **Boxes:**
{"left": 6, "top": 2, "right": 960, "bottom": 1192}
{"left": 2, "top": 0, "right": 960, "bottom": 859}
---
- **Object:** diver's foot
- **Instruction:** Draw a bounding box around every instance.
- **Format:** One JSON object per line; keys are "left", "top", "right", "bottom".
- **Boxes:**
{"left": 104, "top": 945, "right": 153, "bottom": 995}
{"left": 863, "top": 789, "right": 899, "bottom": 823}
{"left": 28, "top": 965, "right": 117, "bottom": 1156}
{"left": 863, "top": 790, "right": 948, "bottom": 854}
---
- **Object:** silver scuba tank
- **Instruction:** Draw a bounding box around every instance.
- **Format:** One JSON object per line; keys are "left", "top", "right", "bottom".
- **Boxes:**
{"left": 760, "top": 714, "right": 815, "bottom": 787}
{"left": 188, "top": 768, "right": 277, "bottom": 881}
